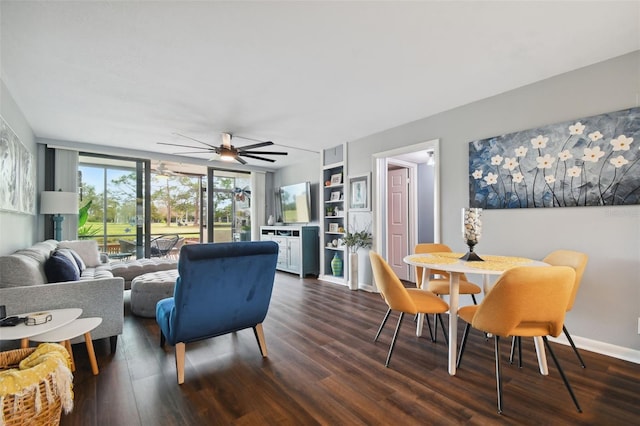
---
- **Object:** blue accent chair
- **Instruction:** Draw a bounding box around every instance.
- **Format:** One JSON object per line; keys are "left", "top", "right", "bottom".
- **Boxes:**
{"left": 156, "top": 241, "right": 279, "bottom": 384}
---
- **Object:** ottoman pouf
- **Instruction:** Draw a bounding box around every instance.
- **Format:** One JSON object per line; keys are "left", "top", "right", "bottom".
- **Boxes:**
{"left": 130, "top": 270, "right": 179, "bottom": 317}
{"left": 111, "top": 258, "right": 178, "bottom": 290}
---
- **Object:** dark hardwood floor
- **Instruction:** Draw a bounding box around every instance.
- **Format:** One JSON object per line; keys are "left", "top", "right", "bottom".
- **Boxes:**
{"left": 61, "top": 272, "right": 639, "bottom": 425}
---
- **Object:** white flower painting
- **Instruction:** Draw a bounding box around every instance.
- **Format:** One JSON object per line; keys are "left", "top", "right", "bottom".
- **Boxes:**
{"left": 469, "top": 107, "right": 640, "bottom": 208}
{"left": 0, "top": 115, "right": 35, "bottom": 214}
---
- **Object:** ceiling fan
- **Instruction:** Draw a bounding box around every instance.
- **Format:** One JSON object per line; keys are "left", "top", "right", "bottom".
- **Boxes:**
{"left": 154, "top": 161, "right": 179, "bottom": 176}
{"left": 158, "top": 132, "right": 288, "bottom": 165}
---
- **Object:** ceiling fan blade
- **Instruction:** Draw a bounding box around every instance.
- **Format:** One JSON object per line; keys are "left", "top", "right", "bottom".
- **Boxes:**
{"left": 157, "top": 142, "right": 209, "bottom": 150}
{"left": 239, "top": 153, "right": 276, "bottom": 162}
{"left": 235, "top": 156, "right": 247, "bottom": 165}
{"left": 237, "top": 141, "right": 274, "bottom": 150}
{"left": 173, "top": 132, "right": 218, "bottom": 149}
{"left": 170, "top": 150, "right": 215, "bottom": 155}
{"left": 240, "top": 150, "right": 288, "bottom": 156}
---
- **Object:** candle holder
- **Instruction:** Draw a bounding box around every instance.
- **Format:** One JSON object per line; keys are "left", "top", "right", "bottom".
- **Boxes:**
{"left": 460, "top": 208, "right": 484, "bottom": 261}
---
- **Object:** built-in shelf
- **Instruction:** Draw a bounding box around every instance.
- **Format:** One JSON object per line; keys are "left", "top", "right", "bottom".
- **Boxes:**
{"left": 320, "top": 144, "right": 348, "bottom": 285}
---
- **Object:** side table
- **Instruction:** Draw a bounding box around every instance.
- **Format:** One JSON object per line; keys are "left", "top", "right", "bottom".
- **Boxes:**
{"left": 0, "top": 308, "right": 82, "bottom": 348}
{"left": 29, "top": 317, "right": 103, "bottom": 375}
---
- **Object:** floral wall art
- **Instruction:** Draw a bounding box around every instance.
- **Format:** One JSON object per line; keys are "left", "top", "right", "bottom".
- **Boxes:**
{"left": 468, "top": 107, "right": 639, "bottom": 209}
{"left": 0, "top": 115, "right": 35, "bottom": 214}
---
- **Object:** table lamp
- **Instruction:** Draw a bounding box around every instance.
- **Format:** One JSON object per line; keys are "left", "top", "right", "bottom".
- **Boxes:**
{"left": 40, "top": 190, "right": 79, "bottom": 241}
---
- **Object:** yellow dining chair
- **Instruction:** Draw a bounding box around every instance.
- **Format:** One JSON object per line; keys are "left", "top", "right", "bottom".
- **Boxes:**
{"left": 509, "top": 250, "right": 589, "bottom": 368}
{"left": 369, "top": 251, "right": 449, "bottom": 367}
{"left": 414, "top": 243, "right": 482, "bottom": 343}
{"left": 456, "top": 266, "right": 581, "bottom": 414}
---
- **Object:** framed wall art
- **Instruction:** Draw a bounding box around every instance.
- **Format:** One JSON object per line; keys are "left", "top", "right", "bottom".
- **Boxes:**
{"left": 0, "top": 115, "right": 35, "bottom": 214}
{"left": 330, "top": 173, "right": 342, "bottom": 185}
{"left": 468, "top": 107, "right": 639, "bottom": 209}
{"left": 349, "top": 173, "right": 370, "bottom": 211}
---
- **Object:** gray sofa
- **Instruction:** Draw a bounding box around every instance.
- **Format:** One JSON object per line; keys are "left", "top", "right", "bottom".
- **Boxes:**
{"left": 0, "top": 240, "right": 124, "bottom": 352}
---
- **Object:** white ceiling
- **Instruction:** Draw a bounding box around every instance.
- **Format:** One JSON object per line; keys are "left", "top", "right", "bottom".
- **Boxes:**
{"left": 1, "top": 1, "right": 639, "bottom": 170}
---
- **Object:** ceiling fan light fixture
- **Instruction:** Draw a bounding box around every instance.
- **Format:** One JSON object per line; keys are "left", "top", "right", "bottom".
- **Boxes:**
{"left": 219, "top": 146, "right": 236, "bottom": 161}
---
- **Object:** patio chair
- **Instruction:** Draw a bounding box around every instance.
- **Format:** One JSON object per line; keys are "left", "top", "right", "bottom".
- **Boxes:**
{"left": 118, "top": 239, "right": 136, "bottom": 254}
{"left": 150, "top": 235, "right": 180, "bottom": 258}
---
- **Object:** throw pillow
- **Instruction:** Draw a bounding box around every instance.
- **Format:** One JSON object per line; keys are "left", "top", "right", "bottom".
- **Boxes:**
{"left": 58, "top": 240, "right": 101, "bottom": 267}
{"left": 44, "top": 251, "right": 81, "bottom": 283}
{"left": 57, "top": 247, "right": 86, "bottom": 272}
{"left": 53, "top": 249, "right": 81, "bottom": 277}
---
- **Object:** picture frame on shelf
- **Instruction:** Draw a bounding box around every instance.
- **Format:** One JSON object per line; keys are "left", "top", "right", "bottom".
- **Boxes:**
{"left": 330, "top": 173, "right": 342, "bottom": 185}
{"left": 349, "top": 173, "right": 370, "bottom": 211}
{"left": 328, "top": 223, "right": 339, "bottom": 233}
{"left": 330, "top": 191, "right": 341, "bottom": 201}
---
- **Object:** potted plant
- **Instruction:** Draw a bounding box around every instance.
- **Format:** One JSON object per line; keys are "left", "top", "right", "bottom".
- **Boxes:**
{"left": 343, "top": 227, "right": 372, "bottom": 290}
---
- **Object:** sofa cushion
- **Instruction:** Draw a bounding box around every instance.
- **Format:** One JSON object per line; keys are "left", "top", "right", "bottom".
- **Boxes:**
{"left": 58, "top": 240, "right": 101, "bottom": 267}
{"left": 44, "top": 251, "right": 80, "bottom": 283}
{"left": 79, "top": 264, "right": 114, "bottom": 280}
{"left": 54, "top": 249, "right": 81, "bottom": 276}
{"left": 57, "top": 248, "right": 86, "bottom": 272}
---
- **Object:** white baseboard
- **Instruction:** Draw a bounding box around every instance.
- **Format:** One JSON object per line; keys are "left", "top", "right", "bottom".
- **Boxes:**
{"left": 548, "top": 334, "right": 640, "bottom": 364}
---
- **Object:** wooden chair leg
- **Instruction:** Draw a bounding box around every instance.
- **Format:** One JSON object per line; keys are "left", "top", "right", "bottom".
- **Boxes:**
{"left": 175, "top": 342, "right": 185, "bottom": 385}
{"left": 253, "top": 323, "right": 268, "bottom": 357}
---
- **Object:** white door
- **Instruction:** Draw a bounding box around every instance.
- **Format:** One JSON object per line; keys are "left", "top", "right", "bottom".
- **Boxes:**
{"left": 387, "top": 167, "right": 409, "bottom": 280}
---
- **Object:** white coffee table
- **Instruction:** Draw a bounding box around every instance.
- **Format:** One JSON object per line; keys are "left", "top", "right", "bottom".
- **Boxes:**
{"left": 29, "top": 317, "right": 103, "bottom": 375}
{"left": 0, "top": 308, "right": 82, "bottom": 348}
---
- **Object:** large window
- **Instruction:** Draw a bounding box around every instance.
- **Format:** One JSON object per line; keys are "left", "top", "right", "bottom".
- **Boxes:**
{"left": 78, "top": 155, "right": 251, "bottom": 257}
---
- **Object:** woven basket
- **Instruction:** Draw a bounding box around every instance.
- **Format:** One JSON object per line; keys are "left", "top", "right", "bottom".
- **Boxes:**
{"left": 0, "top": 347, "right": 64, "bottom": 426}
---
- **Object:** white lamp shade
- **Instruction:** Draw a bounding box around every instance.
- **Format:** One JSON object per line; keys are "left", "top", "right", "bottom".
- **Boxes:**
{"left": 40, "top": 191, "right": 79, "bottom": 214}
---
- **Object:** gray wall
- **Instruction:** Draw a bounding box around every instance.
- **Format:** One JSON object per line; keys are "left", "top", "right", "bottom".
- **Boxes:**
{"left": 347, "top": 51, "right": 640, "bottom": 353}
{"left": 0, "top": 80, "right": 39, "bottom": 255}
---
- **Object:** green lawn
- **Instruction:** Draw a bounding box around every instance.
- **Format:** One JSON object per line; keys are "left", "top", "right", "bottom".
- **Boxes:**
{"left": 81, "top": 222, "right": 236, "bottom": 244}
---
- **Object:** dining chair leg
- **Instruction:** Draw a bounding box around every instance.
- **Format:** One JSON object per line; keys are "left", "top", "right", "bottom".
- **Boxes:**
{"left": 415, "top": 312, "right": 435, "bottom": 341}
{"left": 374, "top": 308, "right": 392, "bottom": 342}
{"left": 563, "top": 325, "right": 586, "bottom": 368}
{"left": 471, "top": 294, "right": 478, "bottom": 304}
{"left": 542, "top": 336, "right": 582, "bottom": 413}
{"left": 456, "top": 322, "right": 471, "bottom": 368}
{"left": 494, "top": 335, "right": 503, "bottom": 414}
{"left": 425, "top": 313, "right": 435, "bottom": 342}
{"left": 436, "top": 314, "right": 448, "bottom": 345}
{"left": 385, "top": 312, "right": 405, "bottom": 367}
{"left": 432, "top": 313, "right": 439, "bottom": 343}
{"left": 509, "top": 336, "right": 516, "bottom": 364}
{"left": 517, "top": 336, "right": 522, "bottom": 368}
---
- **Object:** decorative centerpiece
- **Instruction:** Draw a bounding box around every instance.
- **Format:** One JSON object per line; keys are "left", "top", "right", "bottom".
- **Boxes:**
{"left": 460, "top": 207, "right": 484, "bottom": 261}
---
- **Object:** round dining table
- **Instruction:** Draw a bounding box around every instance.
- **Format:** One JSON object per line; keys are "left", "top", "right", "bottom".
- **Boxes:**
{"left": 403, "top": 252, "right": 549, "bottom": 376}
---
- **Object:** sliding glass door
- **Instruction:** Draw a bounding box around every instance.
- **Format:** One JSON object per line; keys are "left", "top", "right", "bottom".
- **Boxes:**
{"left": 78, "top": 154, "right": 149, "bottom": 257}
{"left": 206, "top": 168, "right": 251, "bottom": 243}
